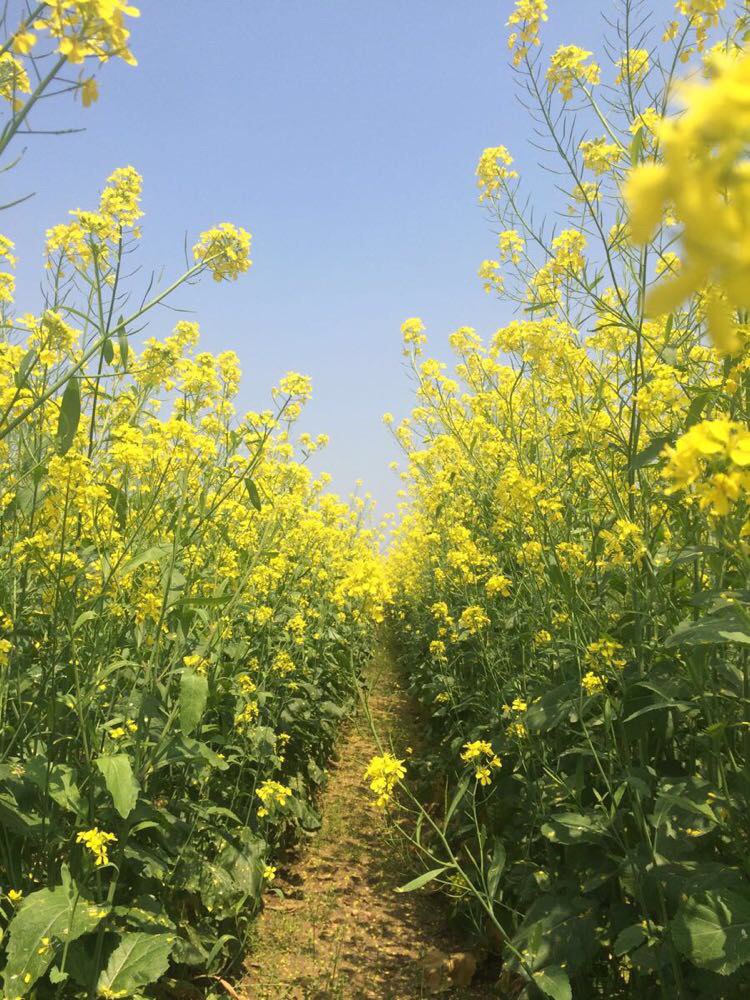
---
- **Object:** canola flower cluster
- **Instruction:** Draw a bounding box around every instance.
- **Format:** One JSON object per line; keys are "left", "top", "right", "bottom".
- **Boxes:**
{"left": 627, "top": 43, "right": 750, "bottom": 355}
{"left": 0, "top": 45, "right": 390, "bottom": 992}
{"left": 363, "top": 753, "right": 406, "bottom": 809}
{"left": 381, "top": 2, "right": 750, "bottom": 995}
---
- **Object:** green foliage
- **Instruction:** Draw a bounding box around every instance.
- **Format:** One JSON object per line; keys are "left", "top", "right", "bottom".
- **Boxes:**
{"left": 3, "top": 870, "right": 108, "bottom": 999}
{"left": 385, "top": 4, "right": 750, "bottom": 999}
{"left": 96, "top": 932, "right": 174, "bottom": 997}
{"left": 95, "top": 755, "right": 140, "bottom": 820}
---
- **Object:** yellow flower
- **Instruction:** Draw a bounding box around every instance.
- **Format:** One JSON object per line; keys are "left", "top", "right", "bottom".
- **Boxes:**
{"left": 76, "top": 827, "right": 117, "bottom": 867}
{"left": 486, "top": 573, "right": 512, "bottom": 598}
{"left": 12, "top": 30, "right": 36, "bottom": 55}
{"left": 615, "top": 48, "right": 649, "bottom": 85}
{"left": 547, "top": 45, "right": 600, "bottom": 101}
{"left": 193, "top": 223, "right": 252, "bottom": 281}
{"left": 461, "top": 741, "right": 502, "bottom": 781}
{"left": 80, "top": 76, "right": 99, "bottom": 107}
{"left": 183, "top": 653, "right": 209, "bottom": 675}
{"left": 36, "top": 0, "right": 140, "bottom": 67}
{"left": 256, "top": 780, "right": 293, "bottom": 811}
{"left": 364, "top": 752, "right": 406, "bottom": 808}
{"left": 579, "top": 137, "right": 621, "bottom": 176}
{"left": 626, "top": 49, "right": 750, "bottom": 353}
{"left": 506, "top": 0, "right": 548, "bottom": 65}
{"left": 586, "top": 639, "right": 626, "bottom": 670}
{"left": 498, "top": 229, "right": 525, "bottom": 263}
{"left": 459, "top": 605, "right": 490, "bottom": 634}
{"left": 663, "top": 419, "right": 750, "bottom": 514}
{"left": 0, "top": 52, "right": 30, "bottom": 109}
{"left": 476, "top": 146, "right": 518, "bottom": 201}
{"left": 582, "top": 671, "right": 605, "bottom": 696}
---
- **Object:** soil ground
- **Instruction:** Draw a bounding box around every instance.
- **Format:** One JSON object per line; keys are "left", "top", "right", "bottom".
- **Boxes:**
{"left": 235, "top": 650, "right": 498, "bottom": 999}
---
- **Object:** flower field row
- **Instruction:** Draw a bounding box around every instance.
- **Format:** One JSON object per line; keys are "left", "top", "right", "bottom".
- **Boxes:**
{"left": 383, "top": 2, "right": 750, "bottom": 998}
{"left": 0, "top": 5, "right": 388, "bottom": 997}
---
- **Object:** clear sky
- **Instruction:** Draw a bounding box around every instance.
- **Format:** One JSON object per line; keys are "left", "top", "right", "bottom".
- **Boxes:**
{"left": 7, "top": 0, "right": 648, "bottom": 516}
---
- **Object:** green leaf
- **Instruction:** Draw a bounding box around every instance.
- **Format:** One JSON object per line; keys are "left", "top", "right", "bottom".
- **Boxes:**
{"left": 665, "top": 607, "right": 750, "bottom": 647}
{"left": 505, "top": 895, "right": 598, "bottom": 975}
{"left": 117, "top": 315, "right": 129, "bottom": 367}
{"left": 3, "top": 872, "right": 108, "bottom": 999}
{"left": 672, "top": 889, "right": 750, "bottom": 975}
{"left": 629, "top": 125, "right": 644, "bottom": 166}
{"left": 96, "top": 931, "right": 174, "bottom": 997}
{"left": 0, "top": 790, "right": 42, "bottom": 835}
{"left": 533, "top": 966, "right": 572, "bottom": 1000}
{"left": 487, "top": 838, "right": 506, "bottom": 901}
{"left": 14, "top": 348, "right": 37, "bottom": 389}
{"left": 525, "top": 681, "right": 576, "bottom": 734}
{"left": 685, "top": 388, "right": 717, "bottom": 429}
{"left": 102, "top": 337, "right": 115, "bottom": 364}
{"left": 541, "top": 812, "right": 606, "bottom": 845}
{"left": 629, "top": 435, "right": 672, "bottom": 472}
{"left": 105, "top": 483, "right": 128, "bottom": 532}
{"left": 245, "top": 477, "right": 262, "bottom": 511}
{"left": 395, "top": 866, "right": 449, "bottom": 893}
{"left": 614, "top": 924, "right": 647, "bottom": 956}
{"left": 118, "top": 543, "right": 173, "bottom": 577}
{"left": 444, "top": 771, "right": 471, "bottom": 826}
{"left": 196, "top": 838, "right": 266, "bottom": 917}
{"left": 24, "top": 757, "right": 82, "bottom": 816}
{"left": 95, "top": 753, "right": 139, "bottom": 819}
{"left": 180, "top": 669, "right": 208, "bottom": 736}
{"left": 55, "top": 377, "right": 81, "bottom": 455}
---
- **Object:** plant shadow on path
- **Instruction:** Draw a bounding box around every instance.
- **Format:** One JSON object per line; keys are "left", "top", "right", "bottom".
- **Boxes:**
{"left": 236, "top": 649, "right": 498, "bottom": 999}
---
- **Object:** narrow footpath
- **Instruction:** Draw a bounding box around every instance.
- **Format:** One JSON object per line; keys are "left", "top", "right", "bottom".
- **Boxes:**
{"left": 236, "top": 650, "right": 496, "bottom": 999}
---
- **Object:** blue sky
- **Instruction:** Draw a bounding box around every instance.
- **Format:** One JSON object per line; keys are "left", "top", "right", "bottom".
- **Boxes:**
{"left": 7, "top": 0, "right": 655, "bottom": 515}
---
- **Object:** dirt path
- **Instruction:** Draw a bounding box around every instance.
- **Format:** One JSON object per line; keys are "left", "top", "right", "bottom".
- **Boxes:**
{"left": 236, "top": 650, "right": 496, "bottom": 999}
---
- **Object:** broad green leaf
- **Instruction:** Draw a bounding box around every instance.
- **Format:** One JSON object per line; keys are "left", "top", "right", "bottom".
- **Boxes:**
{"left": 657, "top": 545, "right": 718, "bottom": 575}
{"left": 505, "top": 895, "right": 598, "bottom": 975}
{"left": 117, "top": 316, "right": 129, "bottom": 367}
{"left": 180, "top": 669, "right": 208, "bottom": 736}
{"left": 524, "top": 681, "right": 576, "bottom": 734}
{"left": 487, "top": 837, "right": 506, "bottom": 901}
{"left": 245, "top": 477, "right": 262, "bottom": 511}
{"left": 105, "top": 483, "right": 128, "bottom": 532}
{"left": 533, "top": 965, "right": 572, "bottom": 1000}
{"left": 0, "top": 790, "right": 42, "bottom": 835}
{"left": 55, "top": 377, "right": 81, "bottom": 455}
{"left": 629, "top": 125, "right": 644, "bottom": 166}
{"left": 541, "top": 812, "right": 606, "bottom": 845}
{"left": 665, "top": 606, "right": 750, "bottom": 647}
{"left": 172, "top": 593, "right": 231, "bottom": 609}
{"left": 24, "top": 757, "right": 82, "bottom": 815}
{"left": 118, "top": 543, "right": 173, "bottom": 577}
{"left": 672, "top": 889, "right": 750, "bottom": 975}
{"left": 444, "top": 771, "right": 471, "bottom": 826}
{"left": 102, "top": 337, "right": 115, "bottom": 364}
{"left": 196, "top": 839, "right": 265, "bottom": 917}
{"left": 629, "top": 435, "right": 672, "bottom": 472}
{"left": 3, "top": 874, "right": 108, "bottom": 999}
{"left": 14, "top": 348, "right": 37, "bottom": 389}
{"left": 685, "top": 388, "right": 717, "bottom": 429}
{"left": 95, "top": 753, "right": 139, "bottom": 819}
{"left": 395, "top": 866, "right": 449, "bottom": 893}
{"left": 614, "top": 924, "right": 647, "bottom": 956}
{"left": 96, "top": 931, "right": 174, "bottom": 997}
